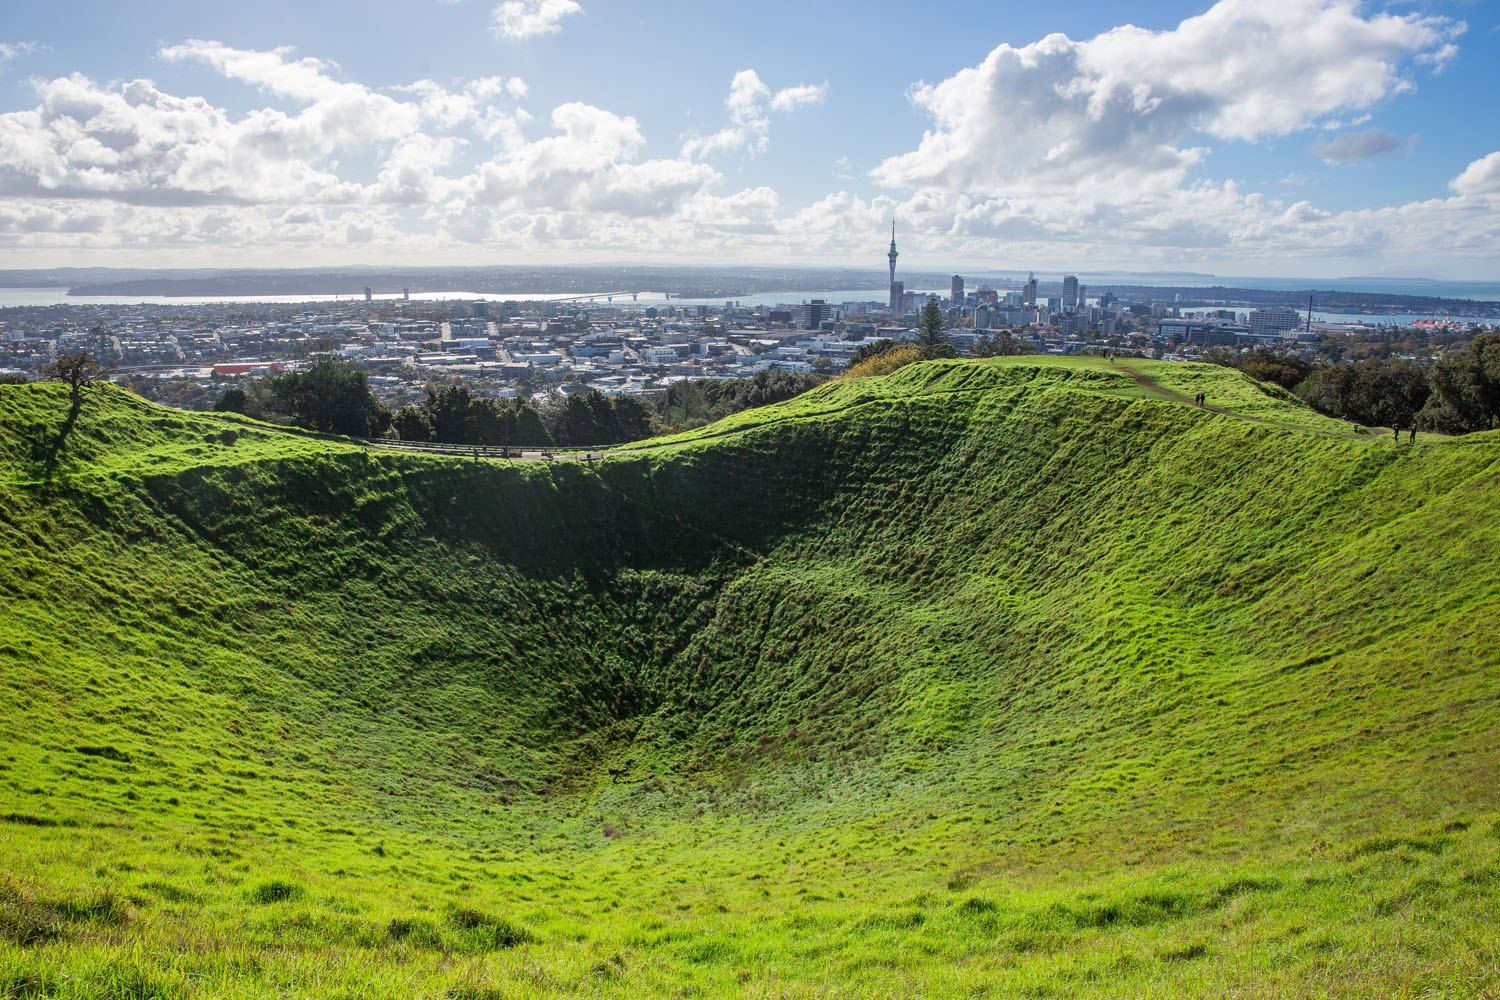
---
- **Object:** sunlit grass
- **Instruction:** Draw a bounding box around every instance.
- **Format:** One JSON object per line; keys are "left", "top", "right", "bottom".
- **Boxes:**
{"left": 0, "top": 359, "right": 1496, "bottom": 996}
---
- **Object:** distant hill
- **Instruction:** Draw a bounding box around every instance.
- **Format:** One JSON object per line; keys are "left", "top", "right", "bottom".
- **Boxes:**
{"left": 0, "top": 356, "right": 1496, "bottom": 997}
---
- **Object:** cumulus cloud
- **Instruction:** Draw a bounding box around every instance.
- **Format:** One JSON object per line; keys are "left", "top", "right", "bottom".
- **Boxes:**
{"left": 0, "top": 72, "right": 358, "bottom": 205}
{"left": 838, "top": 0, "right": 1496, "bottom": 276}
{"left": 1314, "top": 129, "right": 1409, "bottom": 163}
{"left": 491, "top": 0, "right": 582, "bottom": 40}
{"left": 0, "top": 15, "right": 1494, "bottom": 275}
{"left": 681, "top": 70, "right": 828, "bottom": 159}
{"left": 1450, "top": 151, "right": 1500, "bottom": 197}
{"left": 396, "top": 76, "right": 531, "bottom": 146}
{"left": 464, "top": 102, "right": 719, "bottom": 216}
{"left": 0, "top": 36, "right": 730, "bottom": 245}
{"left": 160, "top": 40, "right": 421, "bottom": 151}
{"left": 873, "top": 0, "right": 1462, "bottom": 198}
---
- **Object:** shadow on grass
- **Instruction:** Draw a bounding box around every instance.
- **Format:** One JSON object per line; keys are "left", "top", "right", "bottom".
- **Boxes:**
{"left": 20, "top": 390, "right": 85, "bottom": 486}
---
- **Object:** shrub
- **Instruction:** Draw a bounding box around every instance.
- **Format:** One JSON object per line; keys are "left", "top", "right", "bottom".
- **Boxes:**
{"left": 844, "top": 346, "right": 924, "bottom": 379}
{"left": 447, "top": 907, "right": 534, "bottom": 949}
{"left": 246, "top": 879, "right": 303, "bottom": 905}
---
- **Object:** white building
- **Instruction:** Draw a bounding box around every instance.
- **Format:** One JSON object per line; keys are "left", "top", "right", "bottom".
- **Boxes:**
{"left": 1248, "top": 308, "right": 1303, "bottom": 337}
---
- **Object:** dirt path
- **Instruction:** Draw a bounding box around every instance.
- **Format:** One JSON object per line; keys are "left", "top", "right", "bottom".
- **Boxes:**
{"left": 1116, "top": 362, "right": 1230, "bottom": 415}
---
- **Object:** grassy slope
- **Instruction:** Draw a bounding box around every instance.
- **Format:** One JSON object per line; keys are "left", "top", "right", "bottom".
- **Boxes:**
{"left": 0, "top": 359, "right": 1496, "bottom": 998}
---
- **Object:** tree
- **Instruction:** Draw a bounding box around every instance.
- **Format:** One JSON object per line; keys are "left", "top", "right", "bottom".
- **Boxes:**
{"left": 422, "top": 384, "right": 478, "bottom": 443}
{"left": 510, "top": 398, "right": 551, "bottom": 446}
{"left": 212, "top": 386, "right": 264, "bottom": 418}
{"left": 650, "top": 370, "right": 819, "bottom": 433}
{"left": 1297, "top": 358, "right": 1429, "bottom": 429}
{"left": 1423, "top": 332, "right": 1500, "bottom": 432}
{"left": 972, "top": 330, "right": 1029, "bottom": 358}
{"left": 391, "top": 405, "right": 433, "bottom": 442}
{"left": 1356, "top": 360, "right": 1429, "bottom": 430}
{"left": 552, "top": 390, "right": 618, "bottom": 446}
{"left": 1203, "top": 347, "right": 1313, "bottom": 390}
{"left": 44, "top": 352, "right": 102, "bottom": 407}
{"left": 263, "top": 356, "right": 388, "bottom": 436}
{"left": 918, "top": 298, "right": 947, "bottom": 353}
{"left": 611, "top": 396, "right": 656, "bottom": 441}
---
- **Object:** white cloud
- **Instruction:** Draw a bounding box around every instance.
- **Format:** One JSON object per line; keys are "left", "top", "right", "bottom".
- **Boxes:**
{"left": 1314, "top": 128, "right": 1410, "bottom": 163}
{"left": 770, "top": 82, "right": 828, "bottom": 113}
{"left": 0, "top": 42, "right": 542, "bottom": 213}
{"left": 462, "top": 102, "right": 719, "bottom": 216}
{"left": 0, "top": 72, "right": 359, "bottom": 205}
{"left": 0, "top": 37, "right": 744, "bottom": 260}
{"left": 491, "top": 0, "right": 582, "bottom": 40}
{"left": 838, "top": 0, "right": 1494, "bottom": 277}
{"left": 874, "top": 0, "right": 1462, "bottom": 198}
{"left": 681, "top": 70, "right": 828, "bottom": 159}
{"left": 0, "top": 18, "right": 1494, "bottom": 276}
{"left": 160, "top": 40, "right": 420, "bottom": 151}
{"left": 396, "top": 76, "right": 531, "bottom": 146}
{"left": 0, "top": 42, "right": 37, "bottom": 70}
{"left": 1449, "top": 151, "right": 1500, "bottom": 197}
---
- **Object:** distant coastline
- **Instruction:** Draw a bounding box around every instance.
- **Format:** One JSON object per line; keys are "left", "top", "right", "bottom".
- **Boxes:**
{"left": 0, "top": 265, "right": 1496, "bottom": 316}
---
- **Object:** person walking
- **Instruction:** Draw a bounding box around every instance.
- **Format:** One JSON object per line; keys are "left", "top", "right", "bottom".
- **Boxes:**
{"left": 1409, "top": 426, "right": 1417, "bottom": 444}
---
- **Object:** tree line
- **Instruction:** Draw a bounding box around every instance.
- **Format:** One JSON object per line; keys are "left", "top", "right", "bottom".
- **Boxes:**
{"left": 1205, "top": 332, "right": 1500, "bottom": 433}
{"left": 211, "top": 357, "right": 824, "bottom": 446}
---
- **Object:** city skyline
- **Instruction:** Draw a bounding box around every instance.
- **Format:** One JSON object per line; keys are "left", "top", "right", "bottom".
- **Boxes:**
{"left": 0, "top": 0, "right": 1497, "bottom": 278}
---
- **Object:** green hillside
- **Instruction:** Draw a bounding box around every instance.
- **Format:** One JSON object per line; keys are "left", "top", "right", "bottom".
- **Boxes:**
{"left": 0, "top": 356, "right": 1496, "bottom": 998}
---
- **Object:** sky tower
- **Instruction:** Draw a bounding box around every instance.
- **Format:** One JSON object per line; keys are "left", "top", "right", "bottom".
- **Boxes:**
{"left": 887, "top": 220, "right": 899, "bottom": 285}
{"left": 887, "top": 220, "right": 901, "bottom": 312}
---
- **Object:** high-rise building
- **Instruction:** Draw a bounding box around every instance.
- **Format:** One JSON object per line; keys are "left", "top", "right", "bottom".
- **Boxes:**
{"left": 891, "top": 281, "right": 905, "bottom": 313}
{"left": 951, "top": 274, "right": 964, "bottom": 304}
{"left": 1248, "top": 307, "right": 1301, "bottom": 337}
{"left": 1063, "top": 274, "right": 1079, "bottom": 311}
{"left": 364, "top": 286, "right": 373, "bottom": 302}
{"left": 803, "top": 299, "right": 828, "bottom": 330}
{"left": 1022, "top": 273, "right": 1037, "bottom": 306}
{"left": 887, "top": 221, "right": 900, "bottom": 312}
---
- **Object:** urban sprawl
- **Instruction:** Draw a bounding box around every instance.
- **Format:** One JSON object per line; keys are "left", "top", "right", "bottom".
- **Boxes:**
{"left": 2, "top": 229, "right": 1490, "bottom": 408}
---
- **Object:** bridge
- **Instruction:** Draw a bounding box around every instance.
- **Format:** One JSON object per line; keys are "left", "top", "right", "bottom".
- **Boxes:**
{"left": 539, "top": 290, "right": 643, "bottom": 305}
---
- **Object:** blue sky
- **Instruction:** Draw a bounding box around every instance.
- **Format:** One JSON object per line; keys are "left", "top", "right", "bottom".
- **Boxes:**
{"left": 0, "top": 0, "right": 1496, "bottom": 277}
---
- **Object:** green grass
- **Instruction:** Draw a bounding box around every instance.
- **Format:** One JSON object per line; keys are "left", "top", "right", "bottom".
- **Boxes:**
{"left": 0, "top": 358, "right": 1496, "bottom": 997}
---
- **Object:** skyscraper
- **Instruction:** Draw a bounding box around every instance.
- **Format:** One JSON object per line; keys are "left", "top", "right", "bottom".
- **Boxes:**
{"left": 1063, "top": 274, "right": 1079, "bottom": 311}
{"left": 951, "top": 274, "right": 964, "bottom": 304}
{"left": 887, "top": 221, "right": 900, "bottom": 312}
{"left": 1022, "top": 273, "right": 1037, "bottom": 306}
